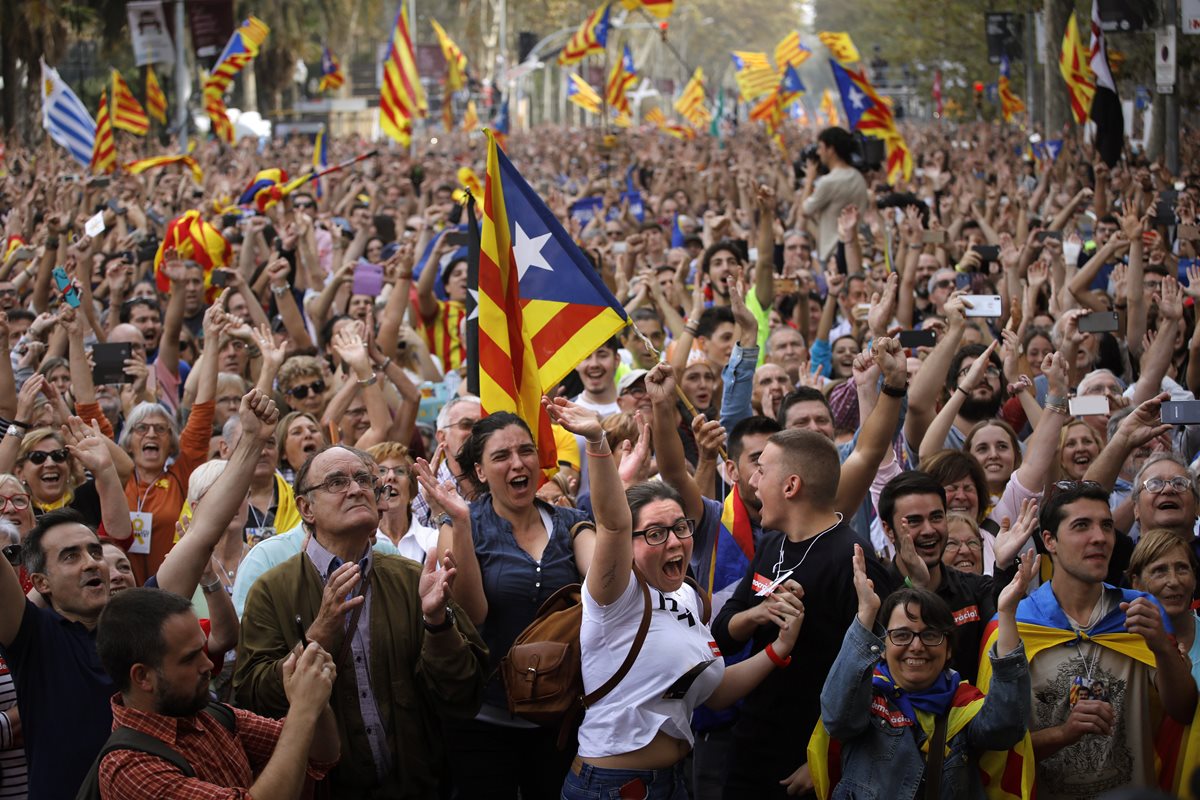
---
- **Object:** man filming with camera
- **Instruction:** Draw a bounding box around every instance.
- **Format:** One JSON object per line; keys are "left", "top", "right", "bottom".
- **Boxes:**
{"left": 799, "top": 127, "right": 870, "bottom": 262}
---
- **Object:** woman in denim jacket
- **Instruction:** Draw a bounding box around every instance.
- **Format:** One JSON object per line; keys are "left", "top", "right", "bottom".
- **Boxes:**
{"left": 815, "top": 544, "right": 1036, "bottom": 800}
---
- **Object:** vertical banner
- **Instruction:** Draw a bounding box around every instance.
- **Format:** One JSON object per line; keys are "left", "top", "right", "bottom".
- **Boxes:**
{"left": 126, "top": 1, "right": 176, "bottom": 65}
{"left": 186, "top": 0, "right": 235, "bottom": 61}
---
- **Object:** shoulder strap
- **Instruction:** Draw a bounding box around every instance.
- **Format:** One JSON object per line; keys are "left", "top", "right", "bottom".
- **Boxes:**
{"left": 683, "top": 576, "right": 712, "bottom": 625}
{"left": 335, "top": 568, "right": 372, "bottom": 668}
{"left": 204, "top": 701, "right": 236, "bottom": 733}
{"left": 583, "top": 570, "right": 652, "bottom": 707}
{"left": 102, "top": 727, "right": 197, "bottom": 777}
{"left": 923, "top": 713, "right": 949, "bottom": 800}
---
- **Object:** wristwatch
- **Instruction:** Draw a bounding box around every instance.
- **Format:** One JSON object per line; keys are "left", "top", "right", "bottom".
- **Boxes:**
{"left": 5, "top": 425, "right": 21, "bottom": 439}
{"left": 270, "top": 283, "right": 289, "bottom": 296}
{"left": 423, "top": 605, "right": 456, "bottom": 634}
{"left": 436, "top": 513, "right": 453, "bottom": 528}
{"left": 357, "top": 372, "right": 379, "bottom": 388}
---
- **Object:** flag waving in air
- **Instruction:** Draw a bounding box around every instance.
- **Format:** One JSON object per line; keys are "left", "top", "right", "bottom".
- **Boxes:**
{"left": 621, "top": 0, "right": 673, "bottom": 19}
{"left": 1059, "top": 11, "right": 1095, "bottom": 125}
{"left": 675, "top": 68, "right": 711, "bottom": 129}
{"left": 818, "top": 31, "right": 860, "bottom": 64}
{"left": 473, "top": 129, "right": 628, "bottom": 474}
{"left": 432, "top": 20, "right": 468, "bottom": 91}
{"left": 606, "top": 45, "right": 637, "bottom": 115}
{"left": 567, "top": 73, "right": 602, "bottom": 115}
{"left": 145, "top": 65, "right": 167, "bottom": 125}
{"left": 318, "top": 46, "right": 345, "bottom": 93}
{"left": 380, "top": 3, "right": 427, "bottom": 146}
{"left": 125, "top": 154, "right": 203, "bottom": 184}
{"left": 41, "top": 59, "right": 95, "bottom": 167}
{"left": 111, "top": 69, "right": 149, "bottom": 135}
{"left": 730, "top": 51, "right": 778, "bottom": 102}
{"left": 1088, "top": 0, "right": 1124, "bottom": 168}
{"left": 775, "top": 31, "right": 811, "bottom": 69}
{"left": 559, "top": 2, "right": 611, "bottom": 65}
{"left": 820, "top": 88, "right": 840, "bottom": 127}
{"left": 203, "top": 16, "right": 270, "bottom": 143}
{"left": 830, "top": 59, "right": 912, "bottom": 183}
{"left": 998, "top": 55, "right": 1026, "bottom": 123}
{"left": 90, "top": 90, "right": 116, "bottom": 175}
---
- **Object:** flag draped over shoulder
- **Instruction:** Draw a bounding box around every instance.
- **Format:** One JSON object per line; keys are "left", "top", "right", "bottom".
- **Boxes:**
{"left": 730, "top": 51, "right": 778, "bottom": 102}
{"left": 124, "top": 154, "right": 203, "bottom": 184}
{"left": 998, "top": 55, "right": 1025, "bottom": 122}
{"left": 380, "top": 4, "right": 426, "bottom": 146}
{"left": 90, "top": 90, "right": 117, "bottom": 175}
{"left": 559, "top": 2, "right": 611, "bottom": 66}
{"left": 474, "top": 129, "right": 629, "bottom": 474}
{"left": 818, "top": 31, "right": 860, "bottom": 64}
{"left": 1059, "top": 11, "right": 1095, "bottom": 125}
{"left": 111, "top": 69, "right": 149, "bottom": 135}
{"left": 606, "top": 45, "right": 637, "bottom": 115}
{"left": 145, "top": 65, "right": 167, "bottom": 125}
{"left": 567, "top": 73, "right": 602, "bottom": 115}
{"left": 41, "top": 59, "right": 95, "bottom": 167}
{"left": 675, "top": 68, "right": 711, "bottom": 129}
{"left": 829, "top": 59, "right": 912, "bottom": 182}
{"left": 203, "top": 16, "right": 270, "bottom": 143}
{"left": 154, "top": 211, "right": 230, "bottom": 296}
{"left": 318, "top": 46, "right": 346, "bottom": 93}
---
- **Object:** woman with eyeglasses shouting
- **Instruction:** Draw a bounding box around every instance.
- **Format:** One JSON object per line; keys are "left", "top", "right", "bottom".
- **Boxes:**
{"left": 544, "top": 396, "right": 803, "bottom": 800}
{"left": 811, "top": 546, "right": 1036, "bottom": 800}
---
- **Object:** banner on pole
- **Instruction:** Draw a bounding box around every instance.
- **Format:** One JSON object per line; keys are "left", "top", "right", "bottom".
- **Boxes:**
{"left": 127, "top": 1, "right": 176, "bottom": 66}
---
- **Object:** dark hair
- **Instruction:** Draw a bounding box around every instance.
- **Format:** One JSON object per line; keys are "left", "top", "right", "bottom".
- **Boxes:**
{"left": 372, "top": 215, "right": 396, "bottom": 244}
{"left": 440, "top": 255, "right": 468, "bottom": 289}
{"left": 119, "top": 297, "right": 162, "bottom": 324}
{"left": 700, "top": 239, "right": 747, "bottom": 275}
{"left": 628, "top": 306, "right": 664, "bottom": 326}
{"left": 946, "top": 343, "right": 1003, "bottom": 395}
{"left": 625, "top": 481, "right": 684, "bottom": 530}
{"left": 638, "top": 221, "right": 664, "bottom": 235}
{"left": 920, "top": 450, "right": 989, "bottom": 524}
{"left": 319, "top": 313, "right": 350, "bottom": 350}
{"left": 457, "top": 411, "right": 533, "bottom": 475}
{"left": 728, "top": 415, "right": 782, "bottom": 463}
{"left": 817, "top": 126, "right": 855, "bottom": 163}
{"left": 1098, "top": 213, "right": 1120, "bottom": 227}
{"left": 877, "top": 587, "right": 956, "bottom": 653}
{"left": 878, "top": 471, "right": 947, "bottom": 531}
{"left": 22, "top": 508, "right": 92, "bottom": 576}
{"left": 97, "top": 588, "right": 194, "bottom": 693}
{"left": 695, "top": 306, "right": 735, "bottom": 340}
{"left": 6, "top": 309, "right": 35, "bottom": 326}
{"left": 1040, "top": 481, "right": 1111, "bottom": 538}
{"left": 776, "top": 387, "right": 830, "bottom": 428}
{"left": 593, "top": 336, "right": 622, "bottom": 356}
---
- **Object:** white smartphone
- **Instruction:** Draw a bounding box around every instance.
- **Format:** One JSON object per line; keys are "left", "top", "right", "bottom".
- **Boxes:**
{"left": 612, "top": 242, "right": 628, "bottom": 254}
{"left": 1069, "top": 395, "right": 1110, "bottom": 416}
{"left": 962, "top": 295, "right": 1002, "bottom": 318}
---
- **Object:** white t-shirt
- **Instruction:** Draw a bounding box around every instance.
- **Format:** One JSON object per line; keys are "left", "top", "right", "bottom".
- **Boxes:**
{"left": 571, "top": 394, "right": 620, "bottom": 419}
{"left": 577, "top": 572, "right": 725, "bottom": 758}
{"left": 394, "top": 519, "right": 441, "bottom": 564}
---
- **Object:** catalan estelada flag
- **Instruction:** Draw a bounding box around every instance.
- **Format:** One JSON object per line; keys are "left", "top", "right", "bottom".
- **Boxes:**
{"left": 559, "top": 2, "right": 611, "bottom": 66}
{"left": 1059, "top": 11, "right": 1095, "bottom": 125}
{"left": 111, "top": 69, "right": 149, "bottom": 135}
{"left": 203, "top": 16, "right": 270, "bottom": 143}
{"left": 4, "top": 236, "right": 26, "bottom": 264}
{"left": 566, "top": 73, "right": 602, "bottom": 115}
{"left": 674, "top": 68, "right": 711, "bottom": 129}
{"left": 775, "top": 31, "right": 811, "bottom": 69}
{"left": 830, "top": 59, "right": 912, "bottom": 183}
{"left": 145, "top": 65, "right": 167, "bottom": 125}
{"left": 380, "top": 3, "right": 426, "bottom": 146}
{"left": 473, "top": 129, "right": 628, "bottom": 474}
{"left": 998, "top": 55, "right": 1026, "bottom": 123}
{"left": 90, "top": 90, "right": 116, "bottom": 175}
{"left": 154, "top": 210, "right": 230, "bottom": 298}
{"left": 606, "top": 45, "right": 637, "bottom": 116}
{"left": 818, "top": 31, "right": 860, "bottom": 64}
{"left": 730, "top": 51, "right": 778, "bottom": 102}
{"left": 124, "top": 154, "right": 203, "bottom": 184}
{"left": 318, "top": 46, "right": 345, "bottom": 93}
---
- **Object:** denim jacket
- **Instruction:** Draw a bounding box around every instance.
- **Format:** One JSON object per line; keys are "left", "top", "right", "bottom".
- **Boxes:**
{"left": 819, "top": 619, "right": 1030, "bottom": 800}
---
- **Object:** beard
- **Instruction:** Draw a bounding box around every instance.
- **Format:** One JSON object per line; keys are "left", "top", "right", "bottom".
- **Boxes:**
{"left": 960, "top": 390, "right": 1003, "bottom": 422}
{"left": 154, "top": 670, "right": 211, "bottom": 718}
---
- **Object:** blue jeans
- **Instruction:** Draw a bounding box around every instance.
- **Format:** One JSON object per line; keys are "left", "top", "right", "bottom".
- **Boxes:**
{"left": 562, "top": 762, "right": 689, "bottom": 800}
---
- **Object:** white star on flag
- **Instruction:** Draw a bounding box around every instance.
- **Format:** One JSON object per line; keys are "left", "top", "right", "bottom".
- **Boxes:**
{"left": 513, "top": 221, "right": 554, "bottom": 281}
{"left": 848, "top": 87, "right": 866, "bottom": 109}
{"left": 467, "top": 288, "right": 480, "bottom": 321}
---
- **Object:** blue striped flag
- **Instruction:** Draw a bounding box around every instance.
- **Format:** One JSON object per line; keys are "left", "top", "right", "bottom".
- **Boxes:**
{"left": 40, "top": 59, "right": 95, "bottom": 168}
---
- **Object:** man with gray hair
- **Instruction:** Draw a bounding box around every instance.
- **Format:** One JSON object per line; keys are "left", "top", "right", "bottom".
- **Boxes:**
{"left": 412, "top": 395, "right": 481, "bottom": 526}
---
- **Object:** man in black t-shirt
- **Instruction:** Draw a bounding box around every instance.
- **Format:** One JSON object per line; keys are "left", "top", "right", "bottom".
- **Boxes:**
{"left": 713, "top": 428, "right": 888, "bottom": 799}
{"left": 877, "top": 471, "right": 996, "bottom": 683}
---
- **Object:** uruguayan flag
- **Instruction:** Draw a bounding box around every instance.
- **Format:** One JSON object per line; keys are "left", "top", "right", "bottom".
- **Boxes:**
{"left": 40, "top": 59, "right": 95, "bottom": 167}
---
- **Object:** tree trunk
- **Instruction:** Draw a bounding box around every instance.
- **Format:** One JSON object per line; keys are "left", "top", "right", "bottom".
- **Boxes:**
{"left": 1, "top": 38, "right": 15, "bottom": 136}
{"left": 1043, "top": 0, "right": 1072, "bottom": 134}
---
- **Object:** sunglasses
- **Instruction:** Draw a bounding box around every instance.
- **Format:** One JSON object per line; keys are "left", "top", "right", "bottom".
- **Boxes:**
{"left": 287, "top": 380, "right": 326, "bottom": 400}
{"left": 24, "top": 449, "right": 68, "bottom": 465}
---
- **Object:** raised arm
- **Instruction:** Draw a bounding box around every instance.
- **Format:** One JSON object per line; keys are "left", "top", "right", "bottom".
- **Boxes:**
{"left": 158, "top": 249, "right": 188, "bottom": 379}
{"left": 753, "top": 185, "right": 776, "bottom": 311}
{"left": 905, "top": 294, "right": 968, "bottom": 450}
{"left": 645, "top": 363, "right": 705, "bottom": 522}
{"left": 61, "top": 416, "right": 132, "bottom": 545}
{"left": 1083, "top": 393, "right": 1173, "bottom": 491}
{"left": 837, "top": 338, "right": 906, "bottom": 517}
{"left": 1010, "top": 352, "right": 1070, "bottom": 493}
{"left": 1130, "top": 277, "right": 1184, "bottom": 405}
{"left": 918, "top": 340, "right": 998, "bottom": 464}
{"left": 330, "top": 325, "right": 390, "bottom": 449}
{"left": 543, "top": 396, "right": 632, "bottom": 606}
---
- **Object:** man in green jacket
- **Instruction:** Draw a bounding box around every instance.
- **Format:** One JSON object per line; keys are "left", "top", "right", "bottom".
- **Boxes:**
{"left": 233, "top": 444, "right": 488, "bottom": 799}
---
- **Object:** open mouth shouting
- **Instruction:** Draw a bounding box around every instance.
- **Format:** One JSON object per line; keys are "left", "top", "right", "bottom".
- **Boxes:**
{"left": 913, "top": 533, "right": 942, "bottom": 560}
{"left": 662, "top": 553, "right": 685, "bottom": 581}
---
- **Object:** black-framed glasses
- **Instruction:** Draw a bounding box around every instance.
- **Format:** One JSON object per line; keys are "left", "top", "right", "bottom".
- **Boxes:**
{"left": 632, "top": 518, "right": 696, "bottom": 546}
{"left": 299, "top": 471, "right": 379, "bottom": 497}
{"left": 287, "top": 380, "right": 326, "bottom": 400}
{"left": 24, "top": 449, "right": 68, "bottom": 465}
{"left": 293, "top": 200, "right": 316, "bottom": 210}
{"left": 1142, "top": 476, "right": 1194, "bottom": 495}
{"left": 886, "top": 628, "right": 948, "bottom": 647}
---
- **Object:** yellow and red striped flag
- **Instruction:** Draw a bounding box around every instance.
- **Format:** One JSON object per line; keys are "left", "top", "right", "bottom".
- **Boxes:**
{"left": 606, "top": 45, "right": 637, "bottom": 115}
{"left": 620, "top": 0, "right": 673, "bottom": 19}
{"left": 380, "top": 3, "right": 427, "bottom": 146}
{"left": 318, "top": 47, "right": 346, "bottom": 93}
{"left": 998, "top": 55, "right": 1026, "bottom": 123}
{"left": 730, "top": 51, "right": 778, "bottom": 102}
{"left": 111, "top": 69, "right": 149, "bottom": 136}
{"left": 90, "top": 90, "right": 117, "bottom": 175}
{"left": 462, "top": 99, "right": 480, "bottom": 132}
{"left": 818, "top": 31, "right": 860, "bottom": 64}
{"left": 124, "top": 154, "right": 203, "bottom": 184}
{"left": 145, "top": 65, "right": 167, "bottom": 125}
{"left": 567, "top": 73, "right": 602, "bottom": 115}
{"left": 674, "top": 68, "right": 711, "bottom": 129}
{"left": 820, "top": 88, "right": 840, "bottom": 127}
{"left": 203, "top": 17, "right": 270, "bottom": 143}
{"left": 154, "top": 211, "right": 230, "bottom": 299}
{"left": 559, "top": 2, "right": 611, "bottom": 66}
{"left": 775, "top": 31, "right": 811, "bottom": 69}
{"left": 474, "top": 129, "right": 628, "bottom": 475}
{"left": 1059, "top": 11, "right": 1095, "bottom": 124}
{"left": 432, "top": 19, "right": 468, "bottom": 91}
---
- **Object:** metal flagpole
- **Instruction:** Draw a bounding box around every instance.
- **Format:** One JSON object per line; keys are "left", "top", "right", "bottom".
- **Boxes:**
{"left": 174, "top": 0, "right": 188, "bottom": 153}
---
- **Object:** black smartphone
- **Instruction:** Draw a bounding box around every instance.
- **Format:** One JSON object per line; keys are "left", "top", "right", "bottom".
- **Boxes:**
{"left": 294, "top": 614, "right": 310, "bottom": 648}
{"left": 1077, "top": 311, "right": 1119, "bottom": 333}
{"left": 1036, "top": 230, "right": 1063, "bottom": 242}
{"left": 91, "top": 342, "right": 133, "bottom": 385}
{"left": 971, "top": 245, "right": 1000, "bottom": 263}
{"left": 2, "top": 543, "right": 20, "bottom": 566}
{"left": 444, "top": 230, "right": 469, "bottom": 248}
{"left": 898, "top": 329, "right": 937, "bottom": 349}
{"left": 1162, "top": 401, "right": 1200, "bottom": 425}
{"left": 106, "top": 198, "right": 125, "bottom": 216}
{"left": 211, "top": 269, "right": 229, "bottom": 288}
{"left": 955, "top": 272, "right": 973, "bottom": 290}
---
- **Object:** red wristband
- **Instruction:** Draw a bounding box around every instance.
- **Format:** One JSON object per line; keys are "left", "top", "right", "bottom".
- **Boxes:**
{"left": 765, "top": 642, "right": 792, "bottom": 669}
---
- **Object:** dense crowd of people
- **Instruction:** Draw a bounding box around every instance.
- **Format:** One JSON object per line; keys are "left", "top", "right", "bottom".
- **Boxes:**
{"left": 1, "top": 111, "right": 1200, "bottom": 800}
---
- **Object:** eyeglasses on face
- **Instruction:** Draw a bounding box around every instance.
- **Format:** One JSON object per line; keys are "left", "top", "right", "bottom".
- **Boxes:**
{"left": 301, "top": 471, "right": 379, "bottom": 496}
{"left": 944, "top": 538, "right": 982, "bottom": 553}
{"left": 934, "top": 279, "right": 955, "bottom": 290}
{"left": 1142, "top": 476, "right": 1193, "bottom": 495}
{"left": 132, "top": 422, "right": 171, "bottom": 436}
{"left": 632, "top": 518, "right": 696, "bottom": 546}
{"left": 445, "top": 418, "right": 477, "bottom": 433}
{"left": 886, "top": 628, "right": 948, "bottom": 647}
{"left": 378, "top": 465, "right": 410, "bottom": 478}
{"left": 287, "top": 380, "right": 326, "bottom": 400}
{"left": 0, "top": 493, "right": 31, "bottom": 512}
{"left": 24, "top": 449, "right": 68, "bottom": 465}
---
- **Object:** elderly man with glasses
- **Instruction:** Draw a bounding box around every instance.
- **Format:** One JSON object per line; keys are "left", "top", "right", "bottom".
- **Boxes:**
{"left": 233, "top": 443, "right": 487, "bottom": 799}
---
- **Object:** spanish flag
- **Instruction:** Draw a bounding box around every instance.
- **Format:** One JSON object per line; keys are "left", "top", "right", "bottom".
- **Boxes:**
{"left": 145, "top": 65, "right": 167, "bottom": 125}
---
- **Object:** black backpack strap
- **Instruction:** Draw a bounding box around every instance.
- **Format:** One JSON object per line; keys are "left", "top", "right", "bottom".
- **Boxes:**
{"left": 203, "top": 701, "right": 237, "bottom": 734}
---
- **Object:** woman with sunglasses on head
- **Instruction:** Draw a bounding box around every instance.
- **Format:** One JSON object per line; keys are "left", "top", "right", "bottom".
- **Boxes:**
{"left": 413, "top": 410, "right": 598, "bottom": 799}
{"left": 813, "top": 546, "right": 1035, "bottom": 800}
{"left": 543, "top": 395, "right": 804, "bottom": 800}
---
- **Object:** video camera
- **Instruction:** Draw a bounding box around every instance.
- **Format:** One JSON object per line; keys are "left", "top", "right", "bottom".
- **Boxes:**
{"left": 793, "top": 131, "right": 886, "bottom": 186}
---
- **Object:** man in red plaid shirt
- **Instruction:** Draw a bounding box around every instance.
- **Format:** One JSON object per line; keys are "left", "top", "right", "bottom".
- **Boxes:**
{"left": 94, "top": 588, "right": 340, "bottom": 800}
